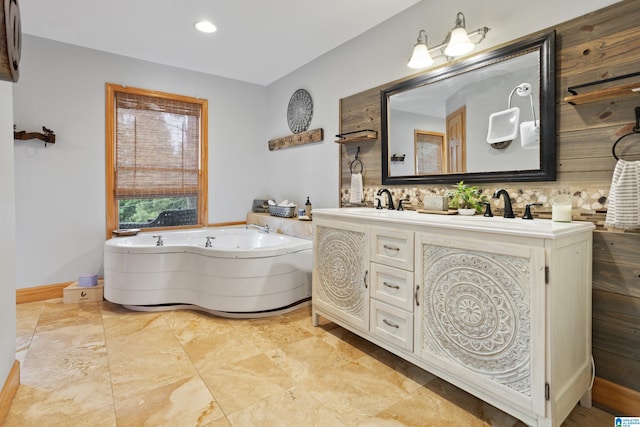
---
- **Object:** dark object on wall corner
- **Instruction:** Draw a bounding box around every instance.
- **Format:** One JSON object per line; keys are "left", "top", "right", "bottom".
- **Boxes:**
{"left": 14, "top": 126, "right": 56, "bottom": 146}
{"left": 0, "top": 0, "right": 21, "bottom": 82}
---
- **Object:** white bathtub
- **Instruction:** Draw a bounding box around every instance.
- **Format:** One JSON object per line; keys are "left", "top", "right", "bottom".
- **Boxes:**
{"left": 103, "top": 227, "right": 312, "bottom": 317}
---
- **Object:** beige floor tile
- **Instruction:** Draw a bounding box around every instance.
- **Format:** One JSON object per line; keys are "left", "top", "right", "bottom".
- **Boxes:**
{"left": 375, "top": 379, "right": 523, "bottom": 427}
{"left": 227, "top": 386, "right": 346, "bottom": 427}
{"left": 179, "top": 327, "right": 264, "bottom": 371}
{"left": 51, "top": 404, "right": 117, "bottom": 427}
{"left": 10, "top": 298, "right": 615, "bottom": 427}
{"left": 357, "top": 346, "right": 437, "bottom": 394}
{"left": 265, "top": 335, "right": 356, "bottom": 383}
{"left": 105, "top": 323, "right": 180, "bottom": 364}
{"left": 200, "top": 353, "right": 294, "bottom": 415}
{"left": 35, "top": 300, "right": 103, "bottom": 332}
{"left": 114, "top": 375, "right": 226, "bottom": 426}
{"left": 299, "top": 360, "right": 410, "bottom": 425}
{"left": 110, "top": 346, "right": 197, "bottom": 401}
{"left": 27, "top": 322, "right": 106, "bottom": 356}
{"left": 321, "top": 325, "right": 382, "bottom": 360}
{"left": 4, "top": 376, "right": 115, "bottom": 427}
{"left": 242, "top": 315, "right": 314, "bottom": 352}
{"left": 101, "top": 309, "right": 166, "bottom": 338}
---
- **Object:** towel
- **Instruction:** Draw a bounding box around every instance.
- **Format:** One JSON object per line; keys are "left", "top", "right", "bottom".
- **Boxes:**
{"left": 605, "top": 159, "right": 640, "bottom": 229}
{"left": 350, "top": 173, "right": 363, "bottom": 205}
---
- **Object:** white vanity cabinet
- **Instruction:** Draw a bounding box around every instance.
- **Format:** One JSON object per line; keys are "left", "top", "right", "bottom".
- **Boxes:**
{"left": 312, "top": 209, "right": 594, "bottom": 427}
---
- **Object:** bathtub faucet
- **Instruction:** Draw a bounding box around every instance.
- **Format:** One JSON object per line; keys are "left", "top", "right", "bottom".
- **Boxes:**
{"left": 152, "top": 235, "right": 164, "bottom": 246}
{"left": 246, "top": 223, "right": 269, "bottom": 233}
{"left": 205, "top": 236, "right": 215, "bottom": 247}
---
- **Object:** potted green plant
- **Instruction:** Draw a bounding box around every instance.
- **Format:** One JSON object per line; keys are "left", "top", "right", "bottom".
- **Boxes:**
{"left": 446, "top": 181, "right": 488, "bottom": 215}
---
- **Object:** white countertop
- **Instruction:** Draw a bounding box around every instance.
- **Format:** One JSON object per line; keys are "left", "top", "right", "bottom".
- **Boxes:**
{"left": 312, "top": 208, "right": 595, "bottom": 239}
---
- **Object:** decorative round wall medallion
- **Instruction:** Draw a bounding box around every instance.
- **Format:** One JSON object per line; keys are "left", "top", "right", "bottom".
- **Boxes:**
{"left": 0, "top": 0, "right": 21, "bottom": 82}
{"left": 287, "top": 89, "right": 313, "bottom": 134}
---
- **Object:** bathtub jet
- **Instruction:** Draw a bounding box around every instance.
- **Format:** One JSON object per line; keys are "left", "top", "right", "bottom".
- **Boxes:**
{"left": 103, "top": 227, "right": 312, "bottom": 318}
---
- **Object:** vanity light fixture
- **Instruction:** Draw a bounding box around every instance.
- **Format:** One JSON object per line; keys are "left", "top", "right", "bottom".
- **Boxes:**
{"left": 407, "top": 12, "right": 489, "bottom": 69}
{"left": 194, "top": 20, "right": 217, "bottom": 33}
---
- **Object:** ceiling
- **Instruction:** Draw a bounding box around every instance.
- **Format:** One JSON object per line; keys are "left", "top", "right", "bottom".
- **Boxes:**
{"left": 19, "top": 0, "right": 422, "bottom": 86}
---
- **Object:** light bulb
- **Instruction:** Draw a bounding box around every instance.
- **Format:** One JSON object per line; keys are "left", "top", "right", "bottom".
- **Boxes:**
{"left": 444, "top": 27, "right": 474, "bottom": 57}
{"left": 407, "top": 43, "right": 434, "bottom": 69}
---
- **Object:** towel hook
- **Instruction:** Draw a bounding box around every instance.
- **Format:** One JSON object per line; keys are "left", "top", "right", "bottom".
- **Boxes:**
{"left": 612, "top": 106, "right": 640, "bottom": 160}
{"left": 350, "top": 147, "right": 363, "bottom": 174}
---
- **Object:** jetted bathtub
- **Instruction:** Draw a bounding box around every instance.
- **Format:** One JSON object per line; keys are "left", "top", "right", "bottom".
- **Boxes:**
{"left": 103, "top": 227, "right": 312, "bottom": 317}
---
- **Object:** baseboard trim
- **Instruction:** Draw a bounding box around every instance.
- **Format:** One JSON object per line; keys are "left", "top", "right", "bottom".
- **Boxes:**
{"left": 593, "top": 376, "right": 640, "bottom": 416}
{"left": 0, "top": 360, "right": 20, "bottom": 424}
{"left": 16, "top": 282, "right": 72, "bottom": 304}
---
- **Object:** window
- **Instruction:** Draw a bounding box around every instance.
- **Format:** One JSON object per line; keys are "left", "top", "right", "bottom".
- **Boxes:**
{"left": 105, "top": 84, "right": 208, "bottom": 236}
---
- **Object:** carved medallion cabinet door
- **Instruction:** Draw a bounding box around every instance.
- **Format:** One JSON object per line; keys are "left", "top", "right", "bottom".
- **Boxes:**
{"left": 313, "top": 220, "right": 370, "bottom": 332}
{"left": 414, "top": 232, "right": 547, "bottom": 416}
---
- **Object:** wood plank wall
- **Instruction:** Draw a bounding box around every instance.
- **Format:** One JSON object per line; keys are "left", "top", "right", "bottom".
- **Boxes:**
{"left": 337, "top": 0, "right": 640, "bottom": 403}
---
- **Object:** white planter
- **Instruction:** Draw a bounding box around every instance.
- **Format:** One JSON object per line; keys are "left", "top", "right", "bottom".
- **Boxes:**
{"left": 457, "top": 208, "right": 476, "bottom": 216}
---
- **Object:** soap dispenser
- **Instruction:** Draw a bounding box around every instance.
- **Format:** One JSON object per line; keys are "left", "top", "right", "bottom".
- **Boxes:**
{"left": 305, "top": 197, "right": 312, "bottom": 217}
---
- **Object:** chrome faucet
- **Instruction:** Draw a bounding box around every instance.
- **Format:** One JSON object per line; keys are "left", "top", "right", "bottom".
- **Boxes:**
{"left": 376, "top": 188, "right": 395, "bottom": 210}
{"left": 492, "top": 189, "right": 514, "bottom": 218}
{"left": 205, "top": 236, "right": 215, "bottom": 247}
{"left": 152, "top": 235, "right": 164, "bottom": 246}
{"left": 246, "top": 223, "right": 269, "bottom": 233}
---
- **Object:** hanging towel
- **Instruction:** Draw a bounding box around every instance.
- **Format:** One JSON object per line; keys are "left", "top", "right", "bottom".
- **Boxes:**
{"left": 605, "top": 159, "right": 640, "bottom": 229}
{"left": 350, "top": 173, "right": 363, "bottom": 205}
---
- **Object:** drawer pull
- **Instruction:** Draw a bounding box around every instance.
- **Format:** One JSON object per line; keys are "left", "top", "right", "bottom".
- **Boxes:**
{"left": 383, "top": 319, "right": 399, "bottom": 329}
{"left": 383, "top": 244, "right": 400, "bottom": 252}
{"left": 363, "top": 270, "right": 368, "bottom": 289}
{"left": 415, "top": 285, "right": 420, "bottom": 306}
{"left": 383, "top": 281, "right": 400, "bottom": 290}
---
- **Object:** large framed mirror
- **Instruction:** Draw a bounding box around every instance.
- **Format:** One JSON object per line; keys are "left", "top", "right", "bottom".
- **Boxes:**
{"left": 381, "top": 30, "right": 555, "bottom": 184}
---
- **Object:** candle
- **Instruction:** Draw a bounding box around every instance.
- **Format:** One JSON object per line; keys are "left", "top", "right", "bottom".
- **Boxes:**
{"left": 552, "top": 203, "right": 572, "bottom": 222}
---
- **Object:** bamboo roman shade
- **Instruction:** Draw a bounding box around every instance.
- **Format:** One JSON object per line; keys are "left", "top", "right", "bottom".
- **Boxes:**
{"left": 415, "top": 131, "right": 445, "bottom": 174}
{"left": 114, "top": 92, "right": 201, "bottom": 199}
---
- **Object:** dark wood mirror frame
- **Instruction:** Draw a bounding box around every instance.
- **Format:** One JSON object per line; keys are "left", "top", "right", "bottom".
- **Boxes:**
{"left": 381, "top": 30, "right": 556, "bottom": 185}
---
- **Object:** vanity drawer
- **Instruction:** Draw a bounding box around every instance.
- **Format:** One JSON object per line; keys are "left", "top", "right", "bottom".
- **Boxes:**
{"left": 370, "top": 263, "right": 414, "bottom": 311}
{"left": 370, "top": 300, "right": 413, "bottom": 352}
{"left": 371, "top": 227, "right": 414, "bottom": 271}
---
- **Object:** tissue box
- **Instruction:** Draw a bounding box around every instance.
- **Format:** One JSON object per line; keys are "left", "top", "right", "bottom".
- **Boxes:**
{"left": 64, "top": 280, "right": 104, "bottom": 304}
{"left": 423, "top": 195, "right": 449, "bottom": 211}
{"left": 78, "top": 274, "right": 98, "bottom": 287}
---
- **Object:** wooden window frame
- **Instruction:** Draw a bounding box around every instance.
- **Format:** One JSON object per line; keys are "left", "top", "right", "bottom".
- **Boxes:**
{"left": 105, "top": 83, "right": 208, "bottom": 238}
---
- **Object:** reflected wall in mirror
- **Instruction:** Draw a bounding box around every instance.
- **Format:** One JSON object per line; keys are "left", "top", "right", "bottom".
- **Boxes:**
{"left": 382, "top": 31, "right": 555, "bottom": 184}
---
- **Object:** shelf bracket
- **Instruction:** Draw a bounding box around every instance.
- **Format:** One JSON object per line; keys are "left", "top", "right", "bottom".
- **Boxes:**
{"left": 14, "top": 126, "right": 56, "bottom": 147}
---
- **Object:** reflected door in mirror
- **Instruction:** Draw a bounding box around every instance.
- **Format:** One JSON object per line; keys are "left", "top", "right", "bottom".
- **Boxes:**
{"left": 446, "top": 106, "right": 466, "bottom": 173}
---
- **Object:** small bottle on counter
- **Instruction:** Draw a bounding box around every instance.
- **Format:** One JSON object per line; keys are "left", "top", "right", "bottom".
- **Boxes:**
{"left": 305, "top": 197, "right": 312, "bottom": 218}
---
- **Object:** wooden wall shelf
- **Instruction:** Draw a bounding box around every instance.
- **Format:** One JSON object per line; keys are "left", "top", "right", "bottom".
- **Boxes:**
{"left": 334, "top": 129, "right": 377, "bottom": 143}
{"left": 268, "top": 128, "right": 323, "bottom": 151}
{"left": 564, "top": 71, "right": 640, "bottom": 105}
{"left": 564, "top": 82, "right": 640, "bottom": 105}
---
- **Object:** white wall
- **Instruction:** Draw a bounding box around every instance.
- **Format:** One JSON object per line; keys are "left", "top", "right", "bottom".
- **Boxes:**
{"left": 0, "top": 81, "right": 16, "bottom": 388}
{"left": 12, "top": 0, "right": 621, "bottom": 290}
{"left": 13, "top": 36, "right": 267, "bottom": 288}
{"left": 264, "top": 0, "right": 622, "bottom": 209}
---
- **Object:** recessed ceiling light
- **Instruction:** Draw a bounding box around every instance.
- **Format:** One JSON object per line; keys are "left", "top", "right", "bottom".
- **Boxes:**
{"left": 194, "top": 20, "right": 217, "bottom": 33}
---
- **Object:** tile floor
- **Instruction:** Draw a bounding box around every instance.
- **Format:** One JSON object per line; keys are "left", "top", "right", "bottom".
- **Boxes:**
{"left": 7, "top": 298, "right": 615, "bottom": 426}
